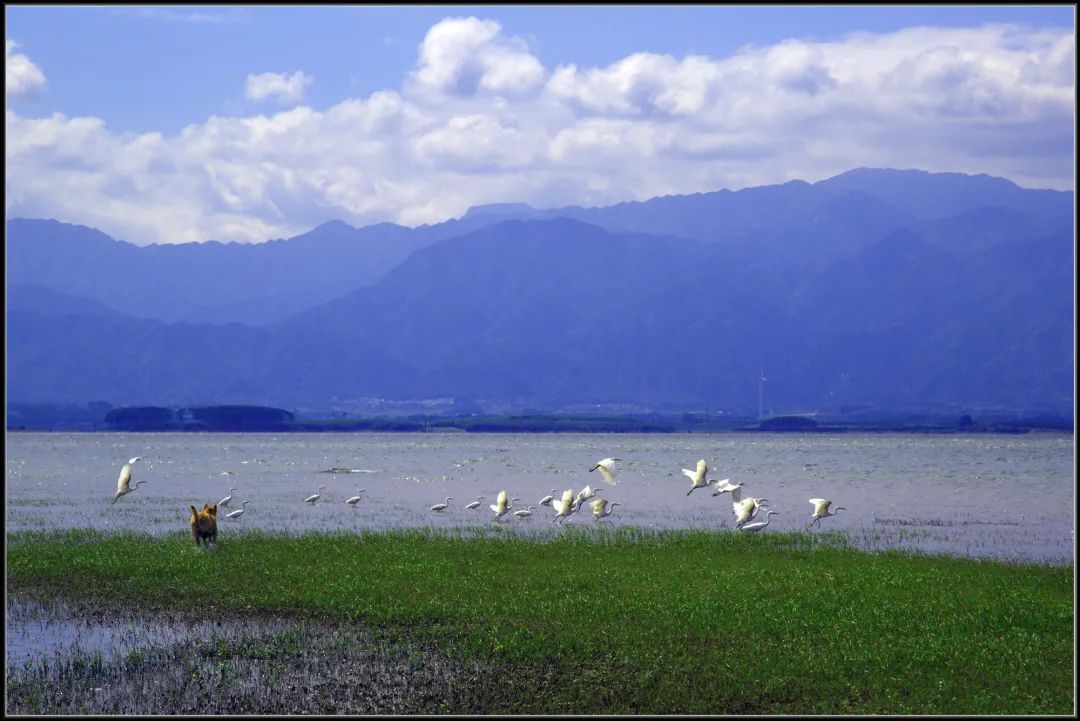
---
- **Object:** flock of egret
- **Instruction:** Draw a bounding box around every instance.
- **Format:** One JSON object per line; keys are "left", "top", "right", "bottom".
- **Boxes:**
{"left": 109, "top": 454, "right": 846, "bottom": 532}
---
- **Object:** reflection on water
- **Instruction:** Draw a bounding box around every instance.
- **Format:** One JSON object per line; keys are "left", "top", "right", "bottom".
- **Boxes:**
{"left": 5, "top": 596, "right": 297, "bottom": 671}
{"left": 4, "top": 431, "right": 1074, "bottom": 565}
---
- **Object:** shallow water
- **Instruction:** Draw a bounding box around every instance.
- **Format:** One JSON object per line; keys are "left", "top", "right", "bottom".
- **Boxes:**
{"left": 4, "top": 430, "right": 1075, "bottom": 671}
{"left": 4, "top": 596, "right": 297, "bottom": 672}
{"left": 5, "top": 430, "right": 1074, "bottom": 565}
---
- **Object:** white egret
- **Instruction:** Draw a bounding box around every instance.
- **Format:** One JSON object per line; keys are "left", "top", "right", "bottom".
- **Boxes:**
{"left": 464, "top": 495, "right": 484, "bottom": 513}
{"left": 732, "top": 489, "right": 770, "bottom": 528}
{"left": 739, "top": 509, "right": 778, "bottom": 533}
{"left": 111, "top": 457, "right": 144, "bottom": 504}
{"left": 538, "top": 489, "right": 557, "bottom": 507}
{"left": 682, "top": 459, "right": 710, "bottom": 496}
{"left": 576, "top": 485, "right": 601, "bottom": 504}
{"left": 551, "top": 489, "right": 576, "bottom": 525}
{"left": 304, "top": 485, "right": 326, "bottom": 504}
{"left": 226, "top": 500, "right": 250, "bottom": 520}
{"left": 591, "top": 498, "right": 621, "bottom": 521}
{"left": 430, "top": 496, "right": 453, "bottom": 512}
{"left": 513, "top": 505, "right": 536, "bottom": 519}
{"left": 218, "top": 487, "right": 238, "bottom": 508}
{"left": 710, "top": 479, "right": 743, "bottom": 497}
{"left": 345, "top": 488, "right": 366, "bottom": 507}
{"left": 490, "top": 490, "right": 512, "bottom": 520}
{"left": 589, "top": 458, "right": 620, "bottom": 486}
{"left": 808, "top": 498, "right": 847, "bottom": 529}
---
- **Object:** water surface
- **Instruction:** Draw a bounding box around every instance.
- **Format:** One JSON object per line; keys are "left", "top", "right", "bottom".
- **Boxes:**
{"left": 6, "top": 431, "right": 1074, "bottom": 564}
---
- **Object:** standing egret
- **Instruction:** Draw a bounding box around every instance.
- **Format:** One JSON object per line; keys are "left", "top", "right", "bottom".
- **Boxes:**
{"left": 682, "top": 459, "right": 710, "bottom": 496}
{"left": 551, "top": 489, "right": 576, "bottom": 525}
{"left": 739, "top": 509, "right": 778, "bottom": 533}
{"left": 218, "top": 487, "right": 238, "bottom": 508}
{"left": 710, "top": 479, "right": 743, "bottom": 497}
{"left": 538, "top": 489, "right": 557, "bottom": 507}
{"left": 589, "top": 458, "right": 621, "bottom": 486}
{"left": 591, "top": 498, "right": 621, "bottom": 521}
{"left": 464, "top": 495, "right": 484, "bottom": 514}
{"left": 430, "top": 496, "right": 453, "bottom": 512}
{"left": 808, "top": 498, "right": 847, "bottom": 529}
{"left": 111, "top": 457, "right": 145, "bottom": 504}
{"left": 304, "top": 485, "right": 326, "bottom": 504}
{"left": 513, "top": 505, "right": 536, "bottom": 519}
{"left": 226, "top": 500, "right": 250, "bottom": 520}
{"left": 345, "top": 488, "right": 366, "bottom": 507}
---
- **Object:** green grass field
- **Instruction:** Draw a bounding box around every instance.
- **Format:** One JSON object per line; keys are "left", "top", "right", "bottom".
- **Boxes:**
{"left": 6, "top": 527, "right": 1074, "bottom": 714}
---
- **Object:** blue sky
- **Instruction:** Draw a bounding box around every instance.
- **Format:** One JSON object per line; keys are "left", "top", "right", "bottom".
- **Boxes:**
{"left": 6, "top": 5, "right": 1076, "bottom": 244}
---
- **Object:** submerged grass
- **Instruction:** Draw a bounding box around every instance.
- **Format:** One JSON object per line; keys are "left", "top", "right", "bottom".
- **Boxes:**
{"left": 6, "top": 526, "right": 1075, "bottom": 714}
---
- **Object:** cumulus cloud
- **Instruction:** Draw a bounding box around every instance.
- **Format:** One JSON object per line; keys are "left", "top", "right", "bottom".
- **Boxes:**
{"left": 245, "top": 71, "right": 314, "bottom": 104}
{"left": 6, "top": 40, "right": 47, "bottom": 98}
{"left": 4, "top": 20, "right": 1074, "bottom": 245}
{"left": 410, "top": 17, "right": 545, "bottom": 97}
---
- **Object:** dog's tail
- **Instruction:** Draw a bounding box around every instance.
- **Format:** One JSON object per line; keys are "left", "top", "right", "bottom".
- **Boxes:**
{"left": 190, "top": 505, "right": 198, "bottom": 520}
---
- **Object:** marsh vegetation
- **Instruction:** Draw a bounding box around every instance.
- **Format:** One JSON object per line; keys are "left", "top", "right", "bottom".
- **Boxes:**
{"left": 6, "top": 527, "right": 1073, "bottom": 714}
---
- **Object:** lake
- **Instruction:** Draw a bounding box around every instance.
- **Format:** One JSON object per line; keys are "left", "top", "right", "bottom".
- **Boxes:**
{"left": 5, "top": 430, "right": 1074, "bottom": 565}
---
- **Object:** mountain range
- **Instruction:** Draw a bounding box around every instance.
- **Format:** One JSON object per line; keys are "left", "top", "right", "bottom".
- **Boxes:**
{"left": 6, "top": 168, "right": 1075, "bottom": 416}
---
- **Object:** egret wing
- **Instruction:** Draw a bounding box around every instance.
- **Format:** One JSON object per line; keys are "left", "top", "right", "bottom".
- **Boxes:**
{"left": 596, "top": 465, "right": 616, "bottom": 486}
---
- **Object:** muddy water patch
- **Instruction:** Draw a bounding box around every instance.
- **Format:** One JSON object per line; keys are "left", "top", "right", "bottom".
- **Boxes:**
{"left": 5, "top": 597, "right": 515, "bottom": 714}
{"left": 5, "top": 596, "right": 299, "bottom": 671}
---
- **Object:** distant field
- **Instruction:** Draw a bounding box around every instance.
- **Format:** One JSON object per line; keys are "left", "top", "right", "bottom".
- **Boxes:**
{"left": 6, "top": 528, "right": 1074, "bottom": 714}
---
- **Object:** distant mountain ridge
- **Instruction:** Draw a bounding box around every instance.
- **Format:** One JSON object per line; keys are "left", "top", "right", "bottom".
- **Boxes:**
{"left": 6, "top": 168, "right": 1074, "bottom": 414}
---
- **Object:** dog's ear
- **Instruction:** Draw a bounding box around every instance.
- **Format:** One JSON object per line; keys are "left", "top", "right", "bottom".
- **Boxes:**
{"left": 202, "top": 503, "right": 211, "bottom": 512}
{"left": 209, "top": 504, "right": 218, "bottom": 516}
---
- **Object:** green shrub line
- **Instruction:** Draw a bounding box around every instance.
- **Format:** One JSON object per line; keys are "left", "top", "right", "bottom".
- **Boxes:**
{"left": 6, "top": 527, "right": 1074, "bottom": 714}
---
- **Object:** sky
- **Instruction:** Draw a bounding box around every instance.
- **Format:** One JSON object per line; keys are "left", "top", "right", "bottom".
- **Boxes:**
{"left": 5, "top": 5, "right": 1076, "bottom": 245}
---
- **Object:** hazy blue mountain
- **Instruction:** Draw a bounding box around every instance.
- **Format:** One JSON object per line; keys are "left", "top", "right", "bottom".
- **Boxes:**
{"left": 814, "top": 167, "right": 1072, "bottom": 221}
{"left": 7, "top": 283, "right": 128, "bottom": 319}
{"left": 278, "top": 216, "right": 1072, "bottom": 413}
{"left": 6, "top": 168, "right": 1074, "bottom": 414}
{"left": 6, "top": 308, "right": 420, "bottom": 407}
{"left": 5, "top": 218, "right": 450, "bottom": 326}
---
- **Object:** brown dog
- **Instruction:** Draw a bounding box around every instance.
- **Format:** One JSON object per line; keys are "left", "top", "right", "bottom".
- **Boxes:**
{"left": 190, "top": 503, "right": 218, "bottom": 546}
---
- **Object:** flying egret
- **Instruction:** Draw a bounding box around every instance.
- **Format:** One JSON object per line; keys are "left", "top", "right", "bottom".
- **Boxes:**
{"left": 226, "top": 500, "right": 250, "bottom": 520}
{"left": 490, "top": 490, "right": 512, "bottom": 520}
{"left": 732, "top": 488, "right": 770, "bottom": 528}
{"left": 576, "top": 485, "right": 601, "bottom": 504}
{"left": 551, "top": 489, "right": 576, "bottom": 525}
{"left": 710, "top": 479, "right": 743, "bottom": 497}
{"left": 589, "top": 458, "right": 620, "bottom": 486}
{"left": 304, "top": 485, "right": 326, "bottom": 504}
{"left": 592, "top": 498, "right": 621, "bottom": 521}
{"left": 218, "top": 487, "right": 238, "bottom": 508}
{"left": 682, "top": 459, "right": 710, "bottom": 496}
{"left": 808, "top": 498, "right": 847, "bottom": 529}
{"left": 430, "top": 496, "right": 453, "bottom": 512}
{"left": 739, "top": 509, "right": 778, "bottom": 533}
{"left": 111, "top": 457, "right": 144, "bottom": 504}
{"left": 513, "top": 505, "right": 536, "bottom": 519}
{"left": 345, "top": 488, "right": 366, "bottom": 507}
{"left": 538, "top": 489, "right": 557, "bottom": 507}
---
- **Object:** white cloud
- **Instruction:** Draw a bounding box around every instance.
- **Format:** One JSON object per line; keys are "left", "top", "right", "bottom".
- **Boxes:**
{"left": 6, "top": 40, "right": 47, "bottom": 98}
{"left": 4, "top": 20, "right": 1074, "bottom": 245}
{"left": 410, "top": 17, "right": 544, "bottom": 97}
{"left": 245, "top": 71, "right": 314, "bottom": 104}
